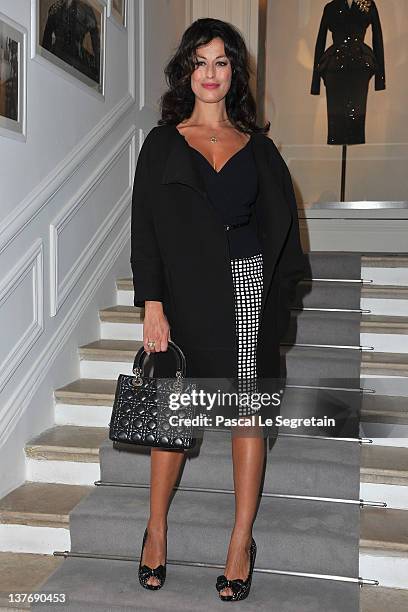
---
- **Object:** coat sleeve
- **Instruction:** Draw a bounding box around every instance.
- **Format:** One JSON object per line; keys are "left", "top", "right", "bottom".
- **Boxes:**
{"left": 277, "top": 158, "right": 308, "bottom": 339}
{"left": 310, "top": 5, "right": 329, "bottom": 95}
{"left": 371, "top": 1, "right": 386, "bottom": 91}
{"left": 130, "top": 131, "right": 165, "bottom": 308}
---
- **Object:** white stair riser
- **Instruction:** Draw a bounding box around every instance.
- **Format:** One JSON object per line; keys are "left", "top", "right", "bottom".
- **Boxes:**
{"left": 55, "top": 403, "right": 112, "bottom": 427}
{"left": 369, "top": 437, "right": 408, "bottom": 448}
{"left": 102, "top": 322, "right": 408, "bottom": 352}
{"left": 0, "top": 524, "right": 70, "bottom": 554}
{"left": 80, "top": 359, "right": 408, "bottom": 384}
{"left": 78, "top": 364, "right": 408, "bottom": 440}
{"left": 100, "top": 321, "right": 143, "bottom": 340}
{"left": 80, "top": 360, "right": 132, "bottom": 379}
{"left": 26, "top": 416, "right": 408, "bottom": 510}
{"left": 361, "top": 333, "right": 408, "bottom": 353}
{"left": 55, "top": 397, "right": 408, "bottom": 450}
{"left": 0, "top": 522, "right": 406, "bottom": 587}
{"left": 26, "top": 459, "right": 100, "bottom": 485}
{"left": 103, "top": 311, "right": 408, "bottom": 352}
{"left": 23, "top": 452, "right": 408, "bottom": 510}
{"left": 117, "top": 290, "right": 133, "bottom": 306}
{"left": 361, "top": 375, "right": 408, "bottom": 397}
{"left": 118, "top": 291, "right": 408, "bottom": 317}
{"left": 361, "top": 298, "right": 408, "bottom": 317}
{"left": 59, "top": 399, "right": 408, "bottom": 426}
{"left": 361, "top": 267, "right": 408, "bottom": 286}
{"left": 360, "top": 422, "right": 408, "bottom": 444}
{"left": 359, "top": 550, "right": 408, "bottom": 589}
{"left": 360, "top": 482, "right": 408, "bottom": 510}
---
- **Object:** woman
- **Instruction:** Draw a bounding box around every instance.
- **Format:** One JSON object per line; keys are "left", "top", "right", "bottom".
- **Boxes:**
{"left": 130, "top": 18, "right": 306, "bottom": 601}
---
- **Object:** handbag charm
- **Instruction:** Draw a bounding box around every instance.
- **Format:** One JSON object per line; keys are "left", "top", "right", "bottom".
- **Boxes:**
{"left": 109, "top": 340, "right": 197, "bottom": 450}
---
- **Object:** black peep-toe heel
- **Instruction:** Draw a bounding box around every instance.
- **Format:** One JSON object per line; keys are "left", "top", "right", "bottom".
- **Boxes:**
{"left": 215, "top": 537, "right": 257, "bottom": 601}
{"left": 138, "top": 528, "right": 167, "bottom": 590}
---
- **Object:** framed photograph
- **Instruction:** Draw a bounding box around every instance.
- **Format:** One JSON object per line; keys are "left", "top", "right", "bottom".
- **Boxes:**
{"left": 33, "top": 0, "right": 107, "bottom": 96}
{"left": 0, "top": 12, "right": 26, "bottom": 139}
{"left": 108, "top": 0, "right": 127, "bottom": 29}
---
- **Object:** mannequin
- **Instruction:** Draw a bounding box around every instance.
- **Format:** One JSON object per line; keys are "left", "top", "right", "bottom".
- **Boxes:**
{"left": 310, "top": 0, "right": 385, "bottom": 145}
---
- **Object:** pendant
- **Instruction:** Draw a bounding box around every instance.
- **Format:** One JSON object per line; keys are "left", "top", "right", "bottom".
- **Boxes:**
{"left": 210, "top": 136, "right": 217, "bottom": 143}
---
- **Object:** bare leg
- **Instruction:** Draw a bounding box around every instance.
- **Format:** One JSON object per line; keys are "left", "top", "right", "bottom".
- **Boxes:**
{"left": 141, "top": 448, "right": 185, "bottom": 586}
{"left": 219, "top": 428, "right": 266, "bottom": 598}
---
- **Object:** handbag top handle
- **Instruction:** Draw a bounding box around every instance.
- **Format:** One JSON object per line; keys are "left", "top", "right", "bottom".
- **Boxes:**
{"left": 132, "top": 340, "right": 186, "bottom": 377}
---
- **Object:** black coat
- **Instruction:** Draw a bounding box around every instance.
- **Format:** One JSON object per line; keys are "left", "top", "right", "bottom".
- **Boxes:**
{"left": 130, "top": 124, "right": 307, "bottom": 379}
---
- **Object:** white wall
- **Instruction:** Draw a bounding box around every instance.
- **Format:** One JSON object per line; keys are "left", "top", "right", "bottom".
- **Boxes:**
{"left": 0, "top": 0, "right": 187, "bottom": 498}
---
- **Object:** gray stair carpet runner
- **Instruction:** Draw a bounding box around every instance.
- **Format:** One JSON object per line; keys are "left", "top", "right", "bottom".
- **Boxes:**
{"left": 32, "top": 252, "right": 367, "bottom": 611}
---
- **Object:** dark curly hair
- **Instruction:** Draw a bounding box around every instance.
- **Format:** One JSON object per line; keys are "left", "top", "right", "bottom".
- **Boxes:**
{"left": 157, "top": 18, "right": 270, "bottom": 135}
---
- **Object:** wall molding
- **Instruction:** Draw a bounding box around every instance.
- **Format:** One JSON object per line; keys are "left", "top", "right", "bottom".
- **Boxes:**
{"left": 49, "top": 126, "right": 136, "bottom": 316}
{"left": 0, "top": 0, "right": 137, "bottom": 256}
{"left": 137, "top": 0, "right": 145, "bottom": 111}
{"left": 0, "top": 239, "right": 44, "bottom": 394}
{"left": 127, "top": 0, "right": 136, "bottom": 101}
{"left": 0, "top": 217, "right": 130, "bottom": 445}
{"left": 0, "top": 92, "right": 134, "bottom": 257}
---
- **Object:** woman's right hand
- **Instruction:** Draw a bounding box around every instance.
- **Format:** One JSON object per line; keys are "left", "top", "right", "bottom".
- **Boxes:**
{"left": 143, "top": 301, "right": 170, "bottom": 353}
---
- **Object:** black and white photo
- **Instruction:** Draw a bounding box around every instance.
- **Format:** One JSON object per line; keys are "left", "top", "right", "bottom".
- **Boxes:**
{"left": 36, "top": 0, "right": 106, "bottom": 94}
{"left": 0, "top": 14, "right": 26, "bottom": 138}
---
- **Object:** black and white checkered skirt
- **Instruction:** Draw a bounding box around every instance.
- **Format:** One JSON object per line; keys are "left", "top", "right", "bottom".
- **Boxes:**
{"left": 230, "top": 252, "right": 263, "bottom": 412}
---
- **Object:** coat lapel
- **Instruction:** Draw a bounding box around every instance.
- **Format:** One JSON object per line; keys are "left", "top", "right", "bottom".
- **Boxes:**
{"left": 161, "top": 127, "right": 228, "bottom": 224}
{"left": 161, "top": 126, "right": 292, "bottom": 320}
{"left": 161, "top": 128, "right": 208, "bottom": 197}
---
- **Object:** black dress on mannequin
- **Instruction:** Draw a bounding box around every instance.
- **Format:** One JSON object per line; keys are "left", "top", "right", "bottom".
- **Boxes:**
{"left": 310, "top": 0, "right": 385, "bottom": 145}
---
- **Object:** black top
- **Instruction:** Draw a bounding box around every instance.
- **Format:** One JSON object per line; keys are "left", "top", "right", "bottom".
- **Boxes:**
{"left": 189, "top": 138, "right": 262, "bottom": 259}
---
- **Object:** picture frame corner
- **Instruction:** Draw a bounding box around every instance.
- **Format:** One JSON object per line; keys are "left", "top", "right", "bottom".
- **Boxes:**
{"left": 107, "top": 0, "right": 127, "bottom": 30}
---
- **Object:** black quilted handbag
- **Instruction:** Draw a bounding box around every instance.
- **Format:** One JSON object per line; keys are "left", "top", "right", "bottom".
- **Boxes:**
{"left": 109, "top": 340, "right": 197, "bottom": 450}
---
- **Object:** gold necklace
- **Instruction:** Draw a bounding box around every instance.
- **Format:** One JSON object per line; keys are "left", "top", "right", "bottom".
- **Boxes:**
{"left": 181, "top": 119, "right": 230, "bottom": 144}
{"left": 181, "top": 120, "right": 230, "bottom": 169}
{"left": 208, "top": 119, "right": 230, "bottom": 144}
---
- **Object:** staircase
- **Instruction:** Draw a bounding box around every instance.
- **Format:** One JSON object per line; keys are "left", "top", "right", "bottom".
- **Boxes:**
{"left": 1, "top": 253, "right": 408, "bottom": 611}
